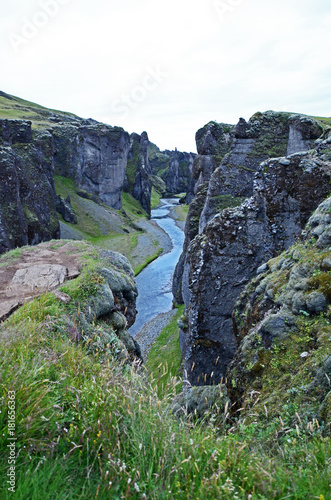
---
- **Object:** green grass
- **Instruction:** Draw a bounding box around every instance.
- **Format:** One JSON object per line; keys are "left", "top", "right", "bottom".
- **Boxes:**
{"left": 54, "top": 176, "right": 102, "bottom": 238}
{"left": 121, "top": 192, "right": 147, "bottom": 218}
{"left": 0, "top": 242, "right": 330, "bottom": 499}
{"left": 54, "top": 177, "right": 168, "bottom": 275}
{"left": 134, "top": 248, "right": 163, "bottom": 276}
{"left": 146, "top": 304, "right": 184, "bottom": 398}
{"left": 174, "top": 204, "right": 189, "bottom": 222}
{"left": 151, "top": 187, "right": 162, "bottom": 209}
{"left": 54, "top": 177, "right": 151, "bottom": 263}
{"left": 0, "top": 288, "right": 330, "bottom": 499}
{"left": 0, "top": 93, "right": 80, "bottom": 129}
{"left": 311, "top": 116, "right": 331, "bottom": 128}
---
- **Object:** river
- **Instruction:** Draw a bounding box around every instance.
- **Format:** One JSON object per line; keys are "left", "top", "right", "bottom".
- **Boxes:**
{"left": 129, "top": 198, "right": 185, "bottom": 336}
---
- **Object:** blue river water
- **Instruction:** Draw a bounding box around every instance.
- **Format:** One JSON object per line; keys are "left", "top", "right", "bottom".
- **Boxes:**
{"left": 130, "top": 199, "right": 185, "bottom": 336}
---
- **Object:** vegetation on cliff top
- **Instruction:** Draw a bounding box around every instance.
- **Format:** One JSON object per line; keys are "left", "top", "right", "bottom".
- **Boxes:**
{"left": 0, "top": 91, "right": 81, "bottom": 129}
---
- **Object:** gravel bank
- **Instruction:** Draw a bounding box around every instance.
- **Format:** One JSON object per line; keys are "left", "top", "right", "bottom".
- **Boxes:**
{"left": 169, "top": 206, "right": 186, "bottom": 231}
{"left": 135, "top": 309, "right": 177, "bottom": 361}
{"left": 130, "top": 218, "right": 173, "bottom": 269}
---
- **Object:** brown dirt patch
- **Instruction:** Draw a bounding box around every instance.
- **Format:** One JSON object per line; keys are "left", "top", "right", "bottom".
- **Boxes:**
{"left": 0, "top": 241, "right": 85, "bottom": 321}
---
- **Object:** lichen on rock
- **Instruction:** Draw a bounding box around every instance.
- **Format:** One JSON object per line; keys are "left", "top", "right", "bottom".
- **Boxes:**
{"left": 180, "top": 152, "right": 331, "bottom": 387}
{"left": 228, "top": 197, "right": 331, "bottom": 426}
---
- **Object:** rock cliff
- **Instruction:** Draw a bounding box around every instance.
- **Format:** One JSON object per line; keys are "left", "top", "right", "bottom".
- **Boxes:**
{"left": 149, "top": 144, "right": 195, "bottom": 196}
{"left": 176, "top": 111, "right": 330, "bottom": 387}
{"left": 199, "top": 112, "right": 322, "bottom": 231}
{"left": 162, "top": 149, "right": 195, "bottom": 195}
{"left": 182, "top": 153, "right": 331, "bottom": 386}
{"left": 124, "top": 132, "right": 152, "bottom": 216}
{"left": 0, "top": 92, "right": 199, "bottom": 256}
{"left": 0, "top": 116, "right": 132, "bottom": 254}
{"left": 228, "top": 197, "right": 331, "bottom": 425}
{"left": 0, "top": 119, "right": 59, "bottom": 253}
{"left": 53, "top": 123, "right": 130, "bottom": 210}
{"left": 172, "top": 122, "right": 234, "bottom": 303}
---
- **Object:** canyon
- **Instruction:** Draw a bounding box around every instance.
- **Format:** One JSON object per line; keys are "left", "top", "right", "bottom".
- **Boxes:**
{"left": 1, "top": 92, "right": 331, "bottom": 430}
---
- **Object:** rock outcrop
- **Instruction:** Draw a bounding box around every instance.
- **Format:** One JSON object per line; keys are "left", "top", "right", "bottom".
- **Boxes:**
{"left": 124, "top": 132, "right": 153, "bottom": 215}
{"left": 228, "top": 197, "right": 331, "bottom": 425}
{"left": 131, "top": 132, "right": 152, "bottom": 215}
{"left": 149, "top": 144, "right": 195, "bottom": 196}
{"left": 0, "top": 115, "right": 151, "bottom": 254}
{"left": 172, "top": 122, "right": 234, "bottom": 303}
{"left": 53, "top": 123, "right": 130, "bottom": 210}
{"left": 124, "top": 135, "right": 196, "bottom": 215}
{"left": 181, "top": 152, "right": 331, "bottom": 386}
{"left": 315, "top": 127, "right": 331, "bottom": 161}
{"left": 55, "top": 195, "right": 77, "bottom": 224}
{"left": 173, "top": 111, "right": 329, "bottom": 376}
{"left": 199, "top": 111, "right": 323, "bottom": 231}
{"left": 0, "top": 119, "right": 60, "bottom": 254}
{"left": 0, "top": 240, "right": 141, "bottom": 362}
{"left": 162, "top": 149, "right": 195, "bottom": 195}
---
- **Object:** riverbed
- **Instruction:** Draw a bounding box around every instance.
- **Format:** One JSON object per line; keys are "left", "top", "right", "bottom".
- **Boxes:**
{"left": 129, "top": 199, "right": 185, "bottom": 336}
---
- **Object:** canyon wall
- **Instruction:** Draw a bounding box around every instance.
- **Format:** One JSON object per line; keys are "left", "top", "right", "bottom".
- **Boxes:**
{"left": 176, "top": 111, "right": 329, "bottom": 387}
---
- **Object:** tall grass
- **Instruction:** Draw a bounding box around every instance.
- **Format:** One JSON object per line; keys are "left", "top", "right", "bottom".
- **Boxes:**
{"left": 0, "top": 297, "right": 330, "bottom": 499}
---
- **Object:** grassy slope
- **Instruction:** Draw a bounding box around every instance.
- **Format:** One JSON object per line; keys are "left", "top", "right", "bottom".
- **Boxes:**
{"left": 54, "top": 176, "right": 167, "bottom": 276}
{"left": 0, "top": 92, "right": 167, "bottom": 275}
{"left": 174, "top": 204, "right": 189, "bottom": 221}
{"left": 0, "top": 91, "right": 79, "bottom": 128}
{"left": 0, "top": 244, "right": 330, "bottom": 499}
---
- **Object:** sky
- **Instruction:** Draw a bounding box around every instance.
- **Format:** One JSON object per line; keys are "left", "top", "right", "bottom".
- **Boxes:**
{"left": 1, "top": 0, "right": 331, "bottom": 152}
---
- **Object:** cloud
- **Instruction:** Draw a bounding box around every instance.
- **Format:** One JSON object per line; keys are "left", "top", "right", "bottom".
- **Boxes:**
{"left": 1, "top": 0, "right": 331, "bottom": 151}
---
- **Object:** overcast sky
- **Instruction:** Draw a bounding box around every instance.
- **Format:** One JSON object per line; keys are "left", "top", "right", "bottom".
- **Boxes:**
{"left": 1, "top": 0, "right": 331, "bottom": 152}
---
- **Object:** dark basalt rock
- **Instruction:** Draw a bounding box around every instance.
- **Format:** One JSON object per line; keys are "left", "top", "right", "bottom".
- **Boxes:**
{"left": 195, "top": 121, "right": 234, "bottom": 156}
{"left": 55, "top": 195, "right": 77, "bottom": 224}
{"left": 53, "top": 124, "right": 130, "bottom": 210}
{"left": 181, "top": 153, "right": 331, "bottom": 386}
{"left": 162, "top": 149, "right": 195, "bottom": 195}
{"left": 0, "top": 114, "right": 142, "bottom": 254}
{"left": 148, "top": 143, "right": 195, "bottom": 197}
{"left": 173, "top": 123, "right": 234, "bottom": 303}
{"left": 0, "top": 119, "right": 32, "bottom": 146}
{"left": 175, "top": 112, "right": 327, "bottom": 379}
{"left": 228, "top": 197, "right": 331, "bottom": 422}
{"left": 199, "top": 112, "right": 323, "bottom": 231}
{"left": 0, "top": 123, "right": 59, "bottom": 253}
{"left": 172, "top": 384, "right": 229, "bottom": 420}
{"left": 132, "top": 132, "right": 152, "bottom": 216}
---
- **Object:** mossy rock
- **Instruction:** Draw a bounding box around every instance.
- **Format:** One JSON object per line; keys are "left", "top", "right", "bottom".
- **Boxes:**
{"left": 172, "top": 384, "right": 229, "bottom": 420}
